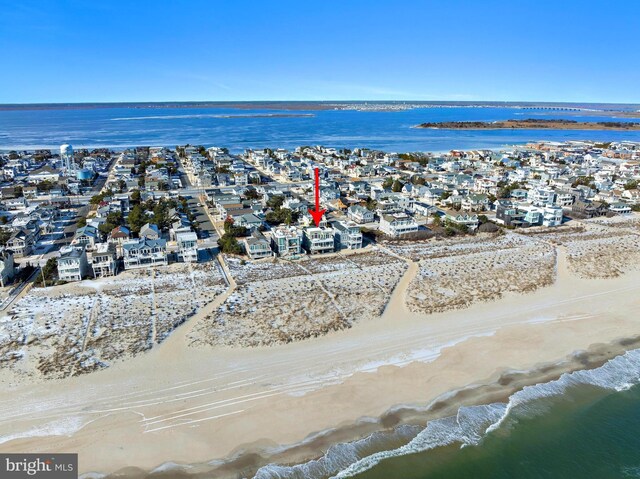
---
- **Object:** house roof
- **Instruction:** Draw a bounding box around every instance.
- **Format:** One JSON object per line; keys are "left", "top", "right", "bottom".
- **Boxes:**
{"left": 111, "top": 225, "right": 131, "bottom": 237}
{"left": 75, "top": 225, "right": 99, "bottom": 238}
{"left": 122, "top": 238, "right": 166, "bottom": 251}
{"left": 140, "top": 223, "right": 160, "bottom": 235}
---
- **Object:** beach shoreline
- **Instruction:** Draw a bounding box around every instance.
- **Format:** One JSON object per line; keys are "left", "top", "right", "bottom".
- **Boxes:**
{"left": 94, "top": 335, "right": 640, "bottom": 479}
{"left": 1, "top": 224, "right": 640, "bottom": 478}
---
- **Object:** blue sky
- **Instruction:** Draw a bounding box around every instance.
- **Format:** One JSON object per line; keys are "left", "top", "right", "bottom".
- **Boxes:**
{"left": 1, "top": 0, "right": 639, "bottom": 103}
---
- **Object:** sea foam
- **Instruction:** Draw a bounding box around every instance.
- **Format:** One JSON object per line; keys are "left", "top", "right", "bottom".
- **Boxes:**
{"left": 253, "top": 348, "right": 640, "bottom": 479}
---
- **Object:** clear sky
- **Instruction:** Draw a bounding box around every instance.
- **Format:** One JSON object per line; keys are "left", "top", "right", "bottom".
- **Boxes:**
{"left": 1, "top": 0, "right": 639, "bottom": 104}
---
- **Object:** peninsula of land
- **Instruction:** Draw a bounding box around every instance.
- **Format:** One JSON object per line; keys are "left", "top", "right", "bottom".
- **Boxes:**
{"left": 416, "top": 118, "right": 640, "bottom": 130}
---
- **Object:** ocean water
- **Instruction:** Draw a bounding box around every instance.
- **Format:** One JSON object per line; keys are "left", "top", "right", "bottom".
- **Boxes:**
{"left": 354, "top": 383, "right": 640, "bottom": 479}
{"left": 254, "top": 349, "right": 640, "bottom": 479}
{"left": 2, "top": 104, "right": 640, "bottom": 153}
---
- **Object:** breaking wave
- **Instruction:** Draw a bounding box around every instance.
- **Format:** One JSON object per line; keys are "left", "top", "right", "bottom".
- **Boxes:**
{"left": 254, "top": 348, "right": 640, "bottom": 479}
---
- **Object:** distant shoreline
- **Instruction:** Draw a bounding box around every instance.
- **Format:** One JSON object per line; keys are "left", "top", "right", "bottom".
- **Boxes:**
{"left": 416, "top": 118, "right": 640, "bottom": 131}
{"left": 2, "top": 100, "right": 640, "bottom": 113}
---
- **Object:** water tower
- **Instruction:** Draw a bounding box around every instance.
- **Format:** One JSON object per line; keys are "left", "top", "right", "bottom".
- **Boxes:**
{"left": 60, "top": 144, "right": 74, "bottom": 171}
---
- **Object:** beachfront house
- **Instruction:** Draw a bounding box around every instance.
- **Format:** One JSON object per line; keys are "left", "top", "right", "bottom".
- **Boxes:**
{"left": 445, "top": 213, "right": 480, "bottom": 232}
{"left": 609, "top": 202, "right": 632, "bottom": 215}
{"left": 57, "top": 245, "right": 89, "bottom": 282}
{"left": 270, "top": 226, "right": 303, "bottom": 257}
{"left": 333, "top": 220, "right": 363, "bottom": 250}
{"left": 89, "top": 243, "right": 118, "bottom": 278}
{"left": 572, "top": 200, "right": 608, "bottom": 219}
{"left": 176, "top": 231, "right": 198, "bottom": 263}
{"left": 495, "top": 200, "right": 531, "bottom": 228}
{"left": 379, "top": 213, "right": 419, "bottom": 237}
{"left": 122, "top": 238, "right": 168, "bottom": 270}
{"left": 242, "top": 231, "right": 273, "bottom": 260}
{"left": 303, "top": 227, "right": 335, "bottom": 255}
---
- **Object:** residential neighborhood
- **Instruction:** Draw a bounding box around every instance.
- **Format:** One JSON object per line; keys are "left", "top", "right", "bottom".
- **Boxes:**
{"left": 0, "top": 139, "right": 638, "bottom": 298}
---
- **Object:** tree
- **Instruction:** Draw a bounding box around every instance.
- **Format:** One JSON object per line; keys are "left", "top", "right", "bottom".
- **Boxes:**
{"left": 98, "top": 211, "right": 123, "bottom": 236}
{"left": 365, "top": 197, "right": 377, "bottom": 211}
{"left": 130, "top": 189, "right": 141, "bottom": 203}
{"left": 244, "top": 189, "right": 261, "bottom": 200}
{"left": 127, "top": 204, "right": 147, "bottom": 234}
{"left": 431, "top": 214, "right": 442, "bottom": 227}
{"left": 571, "top": 176, "right": 595, "bottom": 189}
{"left": 383, "top": 177, "right": 394, "bottom": 189}
{"left": 392, "top": 180, "right": 404, "bottom": 193}
{"left": 478, "top": 222, "right": 499, "bottom": 233}
{"left": 498, "top": 182, "right": 521, "bottom": 199}
{"left": 218, "top": 233, "right": 243, "bottom": 254}
{"left": 37, "top": 180, "right": 55, "bottom": 192}
{"left": 0, "top": 229, "right": 11, "bottom": 246}
{"left": 35, "top": 258, "right": 58, "bottom": 287}
{"left": 223, "top": 218, "right": 248, "bottom": 237}
{"left": 152, "top": 200, "right": 172, "bottom": 231}
{"left": 265, "top": 207, "right": 298, "bottom": 226}
{"left": 76, "top": 217, "right": 87, "bottom": 228}
{"left": 266, "top": 195, "right": 285, "bottom": 209}
{"left": 90, "top": 190, "right": 112, "bottom": 205}
{"left": 624, "top": 180, "right": 638, "bottom": 190}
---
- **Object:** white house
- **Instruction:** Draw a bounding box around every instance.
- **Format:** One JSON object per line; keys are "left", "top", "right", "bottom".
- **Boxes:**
{"left": 609, "top": 202, "right": 632, "bottom": 215}
{"left": 347, "top": 205, "right": 374, "bottom": 224}
{"left": 176, "top": 231, "right": 198, "bottom": 263}
{"left": 303, "top": 227, "right": 335, "bottom": 254}
{"left": 379, "top": 213, "right": 419, "bottom": 237}
{"left": 89, "top": 243, "right": 118, "bottom": 278}
{"left": 445, "top": 213, "right": 480, "bottom": 232}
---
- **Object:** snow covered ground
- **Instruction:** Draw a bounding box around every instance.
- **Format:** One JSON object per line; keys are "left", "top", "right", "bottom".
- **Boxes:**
{"left": 0, "top": 262, "right": 226, "bottom": 379}
{"left": 191, "top": 251, "right": 407, "bottom": 347}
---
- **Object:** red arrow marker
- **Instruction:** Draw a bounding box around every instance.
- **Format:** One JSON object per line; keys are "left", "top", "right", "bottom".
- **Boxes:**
{"left": 308, "top": 167, "right": 326, "bottom": 227}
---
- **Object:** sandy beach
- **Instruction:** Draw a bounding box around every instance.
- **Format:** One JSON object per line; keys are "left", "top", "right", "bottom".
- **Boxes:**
{"left": 1, "top": 221, "right": 640, "bottom": 478}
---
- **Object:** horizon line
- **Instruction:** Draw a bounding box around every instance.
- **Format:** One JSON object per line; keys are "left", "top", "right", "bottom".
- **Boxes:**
{"left": 2, "top": 99, "right": 640, "bottom": 107}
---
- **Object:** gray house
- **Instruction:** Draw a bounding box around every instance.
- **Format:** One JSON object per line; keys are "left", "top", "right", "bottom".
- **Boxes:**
{"left": 140, "top": 223, "right": 161, "bottom": 240}
{"left": 57, "top": 246, "right": 89, "bottom": 282}
{"left": 0, "top": 250, "right": 15, "bottom": 287}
